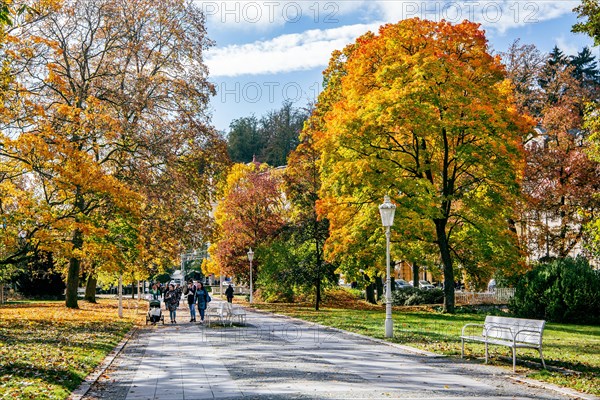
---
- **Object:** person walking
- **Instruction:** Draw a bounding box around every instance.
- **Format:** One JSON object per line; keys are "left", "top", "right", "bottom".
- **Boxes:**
{"left": 196, "top": 282, "right": 209, "bottom": 323}
{"left": 164, "top": 284, "right": 179, "bottom": 323}
{"left": 160, "top": 283, "right": 168, "bottom": 300}
{"left": 225, "top": 284, "right": 234, "bottom": 303}
{"left": 186, "top": 280, "right": 197, "bottom": 322}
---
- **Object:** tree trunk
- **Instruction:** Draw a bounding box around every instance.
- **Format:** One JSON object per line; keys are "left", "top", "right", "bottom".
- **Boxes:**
{"left": 435, "top": 219, "right": 455, "bottom": 313}
{"left": 118, "top": 274, "right": 123, "bottom": 318}
{"left": 137, "top": 280, "right": 141, "bottom": 301}
{"left": 85, "top": 273, "right": 97, "bottom": 303}
{"left": 65, "top": 228, "right": 83, "bottom": 309}
{"left": 314, "top": 228, "right": 323, "bottom": 311}
{"left": 315, "top": 279, "right": 321, "bottom": 311}
{"left": 412, "top": 262, "right": 419, "bottom": 288}
{"left": 0, "top": 283, "right": 4, "bottom": 304}
{"left": 365, "top": 283, "right": 376, "bottom": 304}
{"left": 375, "top": 276, "right": 383, "bottom": 301}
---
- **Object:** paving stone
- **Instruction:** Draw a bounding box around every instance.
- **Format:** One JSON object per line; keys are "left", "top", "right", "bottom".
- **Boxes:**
{"left": 81, "top": 299, "right": 585, "bottom": 400}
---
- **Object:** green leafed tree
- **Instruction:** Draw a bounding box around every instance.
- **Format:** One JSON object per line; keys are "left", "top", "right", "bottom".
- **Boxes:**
{"left": 573, "top": 0, "right": 600, "bottom": 45}
{"left": 283, "top": 126, "right": 336, "bottom": 310}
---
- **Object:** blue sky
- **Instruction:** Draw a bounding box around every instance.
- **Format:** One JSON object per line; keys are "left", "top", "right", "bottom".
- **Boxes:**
{"left": 199, "top": 1, "right": 594, "bottom": 132}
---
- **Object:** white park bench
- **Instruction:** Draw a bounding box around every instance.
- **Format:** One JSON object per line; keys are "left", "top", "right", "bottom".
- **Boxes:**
{"left": 461, "top": 315, "right": 546, "bottom": 372}
{"left": 229, "top": 303, "right": 247, "bottom": 325}
{"left": 206, "top": 303, "right": 230, "bottom": 326}
{"left": 206, "top": 302, "right": 247, "bottom": 327}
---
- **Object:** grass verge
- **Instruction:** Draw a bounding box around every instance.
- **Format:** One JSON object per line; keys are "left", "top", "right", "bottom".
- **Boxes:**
{"left": 0, "top": 298, "right": 144, "bottom": 399}
{"left": 252, "top": 296, "right": 600, "bottom": 396}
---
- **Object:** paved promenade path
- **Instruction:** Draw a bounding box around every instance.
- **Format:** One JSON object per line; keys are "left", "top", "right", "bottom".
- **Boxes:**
{"left": 82, "top": 299, "right": 581, "bottom": 400}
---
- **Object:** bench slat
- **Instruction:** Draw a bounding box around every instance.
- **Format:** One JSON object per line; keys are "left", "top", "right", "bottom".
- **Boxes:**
{"left": 483, "top": 316, "right": 545, "bottom": 345}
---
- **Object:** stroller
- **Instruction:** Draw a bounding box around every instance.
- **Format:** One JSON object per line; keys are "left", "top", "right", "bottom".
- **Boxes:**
{"left": 146, "top": 299, "right": 164, "bottom": 325}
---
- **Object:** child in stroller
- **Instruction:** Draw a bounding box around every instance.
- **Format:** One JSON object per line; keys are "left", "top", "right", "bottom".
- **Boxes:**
{"left": 146, "top": 299, "right": 164, "bottom": 325}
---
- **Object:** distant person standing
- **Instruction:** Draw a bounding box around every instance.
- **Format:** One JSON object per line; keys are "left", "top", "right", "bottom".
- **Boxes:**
{"left": 164, "top": 284, "right": 179, "bottom": 323}
{"left": 196, "top": 282, "right": 209, "bottom": 323}
{"left": 225, "top": 284, "right": 234, "bottom": 303}
{"left": 488, "top": 279, "right": 496, "bottom": 293}
{"left": 186, "top": 281, "right": 197, "bottom": 322}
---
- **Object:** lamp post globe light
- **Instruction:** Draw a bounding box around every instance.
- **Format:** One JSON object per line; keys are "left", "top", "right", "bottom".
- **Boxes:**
{"left": 247, "top": 248, "right": 254, "bottom": 304}
{"left": 379, "top": 195, "right": 396, "bottom": 338}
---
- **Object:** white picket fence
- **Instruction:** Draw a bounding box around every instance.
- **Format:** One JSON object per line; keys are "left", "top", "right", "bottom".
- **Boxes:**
{"left": 455, "top": 287, "right": 515, "bottom": 305}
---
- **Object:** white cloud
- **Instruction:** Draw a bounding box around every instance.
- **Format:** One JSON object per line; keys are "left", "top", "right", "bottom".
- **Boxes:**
{"left": 370, "top": 0, "right": 576, "bottom": 34}
{"left": 199, "top": 1, "right": 372, "bottom": 32}
{"left": 555, "top": 36, "right": 582, "bottom": 56}
{"left": 205, "top": 22, "right": 381, "bottom": 77}
{"left": 199, "top": 1, "right": 576, "bottom": 33}
{"left": 204, "top": 0, "right": 578, "bottom": 77}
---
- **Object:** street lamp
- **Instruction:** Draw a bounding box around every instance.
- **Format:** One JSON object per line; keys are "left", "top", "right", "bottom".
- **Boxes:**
{"left": 379, "top": 195, "right": 396, "bottom": 338}
{"left": 247, "top": 248, "right": 254, "bottom": 303}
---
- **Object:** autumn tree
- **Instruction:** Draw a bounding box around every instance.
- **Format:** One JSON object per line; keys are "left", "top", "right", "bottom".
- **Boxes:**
{"left": 573, "top": 1, "right": 600, "bottom": 257}
{"left": 503, "top": 39, "right": 600, "bottom": 261}
{"left": 501, "top": 39, "right": 546, "bottom": 118}
{"left": 312, "top": 19, "right": 531, "bottom": 313}
{"left": 0, "top": 1, "right": 47, "bottom": 273}
{"left": 2, "top": 0, "right": 226, "bottom": 308}
{"left": 209, "top": 162, "right": 286, "bottom": 292}
{"left": 525, "top": 61, "right": 600, "bottom": 259}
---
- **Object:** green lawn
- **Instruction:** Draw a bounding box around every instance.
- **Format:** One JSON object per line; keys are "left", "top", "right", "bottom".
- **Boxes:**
{"left": 252, "top": 302, "right": 600, "bottom": 396}
{"left": 0, "top": 299, "right": 141, "bottom": 399}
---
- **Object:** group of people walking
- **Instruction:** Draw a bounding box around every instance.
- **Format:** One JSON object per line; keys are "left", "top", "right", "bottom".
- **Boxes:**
{"left": 149, "top": 281, "right": 211, "bottom": 324}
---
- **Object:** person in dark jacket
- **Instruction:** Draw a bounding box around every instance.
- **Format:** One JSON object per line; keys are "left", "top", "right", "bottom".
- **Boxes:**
{"left": 186, "top": 281, "right": 197, "bottom": 322}
{"left": 196, "top": 282, "right": 209, "bottom": 323}
{"left": 225, "top": 284, "right": 234, "bottom": 303}
{"left": 164, "top": 284, "right": 179, "bottom": 323}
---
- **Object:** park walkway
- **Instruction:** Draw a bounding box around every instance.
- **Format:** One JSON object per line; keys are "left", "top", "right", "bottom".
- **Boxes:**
{"left": 81, "top": 299, "right": 583, "bottom": 400}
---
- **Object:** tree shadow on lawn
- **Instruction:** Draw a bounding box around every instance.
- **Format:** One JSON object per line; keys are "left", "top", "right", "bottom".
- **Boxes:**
{"left": 544, "top": 324, "right": 600, "bottom": 337}
{"left": 1, "top": 360, "right": 87, "bottom": 391}
{"left": 1, "top": 302, "right": 64, "bottom": 309}
{"left": 1, "top": 320, "right": 130, "bottom": 352}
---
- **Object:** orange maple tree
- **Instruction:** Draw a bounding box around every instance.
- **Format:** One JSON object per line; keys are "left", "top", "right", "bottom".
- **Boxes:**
{"left": 311, "top": 18, "right": 533, "bottom": 312}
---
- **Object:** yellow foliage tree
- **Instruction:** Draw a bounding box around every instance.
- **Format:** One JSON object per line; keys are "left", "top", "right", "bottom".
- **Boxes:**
{"left": 1, "top": 0, "right": 227, "bottom": 308}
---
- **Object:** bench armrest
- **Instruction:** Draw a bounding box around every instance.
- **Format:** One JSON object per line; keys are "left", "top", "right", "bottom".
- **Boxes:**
{"left": 461, "top": 323, "right": 484, "bottom": 336}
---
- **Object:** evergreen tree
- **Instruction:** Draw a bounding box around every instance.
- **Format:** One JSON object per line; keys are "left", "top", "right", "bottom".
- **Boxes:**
{"left": 227, "top": 116, "right": 262, "bottom": 163}
{"left": 570, "top": 47, "right": 600, "bottom": 92}
{"left": 549, "top": 45, "right": 568, "bottom": 66}
{"left": 539, "top": 46, "right": 569, "bottom": 92}
{"left": 260, "top": 101, "right": 307, "bottom": 167}
{"left": 226, "top": 102, "right": 309, "bottom": 166}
